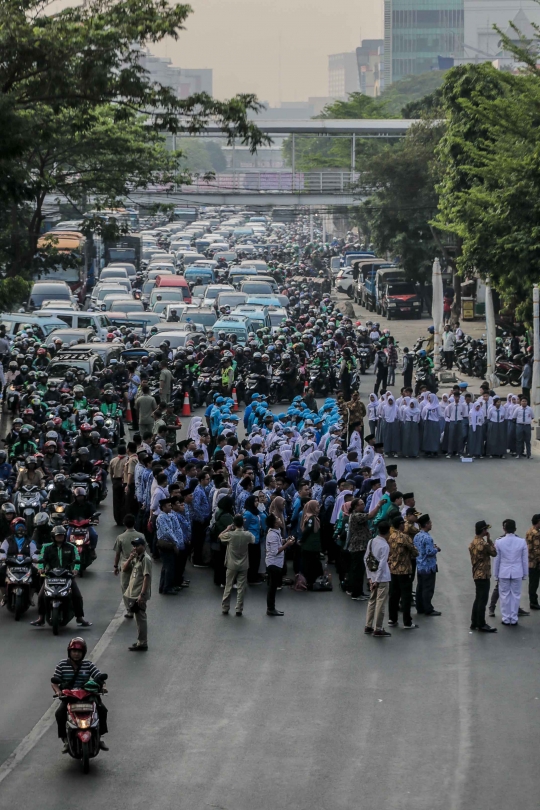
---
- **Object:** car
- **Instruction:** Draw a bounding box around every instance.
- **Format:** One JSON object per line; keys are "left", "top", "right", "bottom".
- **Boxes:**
{"left": 35, "top": 309, "right": 112, "bottom": 341}
{"left": 215, "top": 291, "right": 248, "bottom": 311}
{"left": 178, "top": 307, "right": 217, "bottom": 328}
{"left": 66, "top": 342, "right": 124, "bottom": 365}
{"left": 0, "top": 312, "right": 68, "bottom": 340}
{"left": 202, "top": 284, "right": 235, "bottom": 308}
{"left": 143, "top": 331, "right": 202, "bottom": 350}
{"left": 47, "top": 350, "right": 106, "bottom": 382}
{"left": 45, "top": 327, "right": 97, "bottom": 348}
{"left": 28, "top": 280, "right": 75, "bottom": 311}
{"left": 335, "top": 267, "right": 355, "bottom": 294}
{"left": 146, "top": 267, "right": 175, "bottom": 281}
{"left": 149, "top": 288, "right": 186, "bottom": 309}
{"left": 107, "top": 262, "right": 137, "bottom": 279}
{"left": 90, "top": 283, "right": 131, "bottom": 307}
{"left": 99, "top": 267, "right": 130, "bottom": 284}
{"left": 107, "top": 312, "right": 162, "bottom": 336}
{"left": 266, "top": 306, "right": 288, "bottom": 333}
{"left": 239, "top": 281, "right": 275, "bottom": 296}
{"left": 102, "top": 297, "right": 145, "bottom": 313}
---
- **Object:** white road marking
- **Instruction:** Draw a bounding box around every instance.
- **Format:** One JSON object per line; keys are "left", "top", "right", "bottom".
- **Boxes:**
{"left": 0, "top": 600, "right": 125, "bottom": 785}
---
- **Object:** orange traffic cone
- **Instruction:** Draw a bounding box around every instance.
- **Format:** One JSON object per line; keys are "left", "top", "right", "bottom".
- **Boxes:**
{"left": 232, "top": 387, "right": 239, "bottom": 411}
{"left": 182, "top": 390, "right": 191, "bottom": 416}
{"left": 125, "top": 401, "right": 133, "bottom": 423}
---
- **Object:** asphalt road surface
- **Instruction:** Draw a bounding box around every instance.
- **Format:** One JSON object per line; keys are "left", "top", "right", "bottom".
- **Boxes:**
{"left": 0, "top": 310, "right": 538, "bottom": 809}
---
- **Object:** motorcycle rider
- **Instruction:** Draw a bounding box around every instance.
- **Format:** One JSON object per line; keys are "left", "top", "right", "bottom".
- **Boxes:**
{"left": 65, "top": 487, "right": 99, "bottom": 553}
{"left": 47, "top": 473, "right": 72, "bottom": 506}
{"left": 278, "top": 352, "right": 297, "bottom": 402}
{"left": 51, "top": 637, "right": 108, "bottom": 753}
{"left": 0, "top": 450, "right": 14, "bottom": 492}
{"left": 339, "top": 346, "right": 356, "bottom": 401}
{"left": 32, "top": 511, "right": 53, "bottom": 550}
{"left": 70, "top": 446, "right": 94, "bottom": 476}
{"left": 88, "top": 431, "right": 112, "bottom": 465}
{"left": 13, "top": 455, "right": 45, "bottom": 497}
{"left": 42, "top": 441, "right": 64, "bottom": 479}
{"left": 0, "top": 517, "right": 40, "bottom": 604}
{"left": 249, "top": 352, "right": 270, "bottom": 396}
{"left": 10, "top": 425, "right": 37, "bottom": 460}
{"left": 31, "top": 524, "right": 92, "bottom": 627}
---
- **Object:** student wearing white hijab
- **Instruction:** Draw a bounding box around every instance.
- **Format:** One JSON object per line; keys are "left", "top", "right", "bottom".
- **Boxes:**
{"left": 421, "top": 394, "right": 441, "bottom": 456}
{"left": 401, "top": 398, "right": 421, "bottom": 458}
{"left": 467, "top": 400, "right": 485, "bottom": 458}
{"left": 375, "top": 393, "right": 387, "bottom": 443}
{"left": 486, "top": 398, "right": 507, "bottom": 458}
{"left": 367, "top": 393, "right": 379, "bottom": 437}
{"left": 381, "top": 395, "right": 400, "bottom": 458}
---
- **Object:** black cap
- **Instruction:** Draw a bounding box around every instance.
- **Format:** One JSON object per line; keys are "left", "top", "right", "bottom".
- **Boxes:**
{"left": 131, "top": 536, "right": 146, "bottom": 547}
{"left": 418, "top": 513, "right": 431, "bottom": 527}
{"left": 374, "top": 442, "right": 384, "bottom": 449}
{"left": 475, "top": 520, "right": 491, "bottom": 534}
{"left": 403, "top": 492, "right": 414, "bottom": 500}
{"left": 159, "top": 497, "right": 172, "bottom": 507}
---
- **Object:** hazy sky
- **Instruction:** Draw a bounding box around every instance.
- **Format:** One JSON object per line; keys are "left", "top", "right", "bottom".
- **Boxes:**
{"left": 153, "top": 0, "right": 383, "bottom": 104}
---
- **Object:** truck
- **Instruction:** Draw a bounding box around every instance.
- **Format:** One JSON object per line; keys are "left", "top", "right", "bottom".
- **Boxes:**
{"left": 104, "top": 235, "right": 141, "bottom": 271}
{"left": 376, "top": 270, "right": 422, "bottom": 319}
{"left": 353, "top": 260, "right": 394, "bottom": 308}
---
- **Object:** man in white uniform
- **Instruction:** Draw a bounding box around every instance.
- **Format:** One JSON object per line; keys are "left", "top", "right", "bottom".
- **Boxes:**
{"left": 493, "top": 519, "right": 528, "bottom": 626}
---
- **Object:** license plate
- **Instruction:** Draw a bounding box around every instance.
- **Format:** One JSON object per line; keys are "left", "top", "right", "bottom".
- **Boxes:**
{"left": 47, "top": 579, "right": 67, "bottom": 585}
{"left": 12, "top": 567, "right": 29, "bottom": 573}
{"left": 401, "top": 307, "right": 411, "bottom": 311}
{"left": 70, "top": 704, "right": 94, "bottom": 712}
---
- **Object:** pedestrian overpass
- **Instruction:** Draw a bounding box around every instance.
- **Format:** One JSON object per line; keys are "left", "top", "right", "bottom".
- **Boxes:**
{"left": 136, "top": 118, "right": 415, "bottom": 207}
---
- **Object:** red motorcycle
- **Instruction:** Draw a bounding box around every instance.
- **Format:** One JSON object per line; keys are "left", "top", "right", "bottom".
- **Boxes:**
{"left": 52, "top": 675, "right": 108, "bottom": 773}
{"left": 495, "top": 357, "right": 523, "bottom": 387}
{"left": 68, "top": 513, "right": 100, "bottom": 576}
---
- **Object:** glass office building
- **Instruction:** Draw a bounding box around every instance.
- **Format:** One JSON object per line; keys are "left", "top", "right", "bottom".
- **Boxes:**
{"left": 383, "top": 0, "right": 464, "bottom": 85}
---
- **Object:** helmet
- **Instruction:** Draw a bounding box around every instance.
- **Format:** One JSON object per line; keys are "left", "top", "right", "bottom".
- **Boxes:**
{"left": 54, "top": 474, "right": 66, "bottom": 485}
{"left": 67, "top": 637, "right": 87, "bottom": 660}
{"left": 90, "top": 431, "right": 100, "bottom": 440}
{"left": 35, "top": 512, "right": 50, "bottom": 527}
{"left": 78, "top": 447, "right": 90, "bottom": 456}
{"left": 11, "top": 517, "right": 26, "bottom": 532}
{"left": 26, "top": 455, "right": 37, "bottom": 466}
{"left": 52, "top": 525, "right": 67, "bottom": 537}
{"left": 80, "top": 423, "right": 93, "bottom": 433}
{"left": 0, "top": 450, "right": 6, "bottom": 464}
{"left": 46, "top": 431, "right": 58, "bottom": 441}
{"left": 73, "top": 487, "right": 86, "bottom": 497}
{"left": 44, "top": 441, "right": 57, "bottom": 450}
{"left": 2, "top": 502, "right": 15, "bottom": 515}
{"left": 418, "top": 349, "right": 427, "bottom": 358}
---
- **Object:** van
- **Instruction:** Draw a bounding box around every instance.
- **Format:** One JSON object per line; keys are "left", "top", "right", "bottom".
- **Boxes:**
{"left": 184, "top": 266, "right": 215, "bottom": 285}
{"left": 229, "top": 268, "right": 259, "bottom": 288}
{"left": 154, "top": 275, "right": 192, "bottom": 303}
{"left": 35, "top": 308, "right": 112, "bottom": 340}
{"left": 212, "top": 315, "right": 250, "bottom": 345}
{"left": 230, "top": 306, "right": 271, "bottom": 332}
{"left": 0, "top": 312, "right": 67, "bottom": 340}
{"left": 28, "top": 280, "right": 74, "bottom": 311}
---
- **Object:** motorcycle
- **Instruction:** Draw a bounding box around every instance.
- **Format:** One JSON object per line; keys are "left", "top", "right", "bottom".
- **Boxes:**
{"left": 48, "top": 502, "right": 69, "bottom": 527}
{"left": 245, "top": 373, "right": 269, "bottom": 400}
{"left": 5, "top": 384, "right": 21, "bottom": 415}
{"left": 309, "top": 368, "right": 331, "bottom": 396}
{"left": 52, "top": 673, "right": 108, "bottom": 773}
{"left": 496, "top": 358, "right": 523, "bottom": 387}
{"left": 14, "top": 485, "right": 42, "bottom": 533}
{"left": 43, "top": 567, "right": 74, "bottom": 634}
{"left": 68, "top": 513, "right": 100, "bottom": 577}
{"left": 414, "top": 366, "right": 439, "bottom": 396}
{"left": 92, "top": 461, "right": 108, "bottom": 504}
{"left": 358, "top": 347, "right": 370, "bottom": 374}
{"left": 4, "top": 554, "right": 34, "bottom": 620}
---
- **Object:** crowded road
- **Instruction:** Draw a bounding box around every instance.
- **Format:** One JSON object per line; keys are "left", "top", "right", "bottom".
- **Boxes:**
{"left": 0, "top": 304, "right": 538, "bottom": 810}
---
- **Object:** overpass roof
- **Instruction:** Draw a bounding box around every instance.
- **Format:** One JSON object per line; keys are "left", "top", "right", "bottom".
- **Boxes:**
{"left": 197, "top": 119, "right": 416, "bottom": 137}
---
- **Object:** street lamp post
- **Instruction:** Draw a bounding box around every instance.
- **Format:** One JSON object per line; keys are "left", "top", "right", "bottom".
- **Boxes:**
{"left": 432, "top": 257, "right": 443, "bottom": 372}
{"left": 532, "top": 284, "right": 540, "bottom": 422}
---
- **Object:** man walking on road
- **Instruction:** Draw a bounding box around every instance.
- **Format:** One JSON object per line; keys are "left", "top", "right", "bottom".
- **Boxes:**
{"left": 373, "top": 345, "right": 388, "bottom": 396}
{"left": 414, "top": 514, "right": 441, "bottom": 616}
{"left": 469, "top": 520, "right": 497, "bottom": 632}
{"left": 442, "top": 325, "right": 455, "bottom": 370}
{"left": 113, "top": 514, "right": 146, "bottom": 618}
{"left": 124, "top": 535, "right": 152, "bottom": 650}
{"left": 364, "top": 521, "right": 392, "bottom": 637}
{"left": 220, "top": 515, "right": 255, "bottom": 616}
{"left": 494, "top": 519, "right": 528, "bottom": 626}
{"left": 525, "top": 514, "right": 540, "bottom": 610}
{"left": 109, "top": 445, "right": 127, "bottom": 525}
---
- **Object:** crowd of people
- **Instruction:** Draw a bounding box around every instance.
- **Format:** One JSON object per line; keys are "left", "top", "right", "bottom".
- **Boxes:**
{"left": 106, "top": 381, "right": 540, "bottom": 648}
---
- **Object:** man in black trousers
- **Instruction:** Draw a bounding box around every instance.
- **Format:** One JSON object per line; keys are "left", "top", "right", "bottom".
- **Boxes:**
{"left": 469, "top": 520, "right": 497, "bottom": 632}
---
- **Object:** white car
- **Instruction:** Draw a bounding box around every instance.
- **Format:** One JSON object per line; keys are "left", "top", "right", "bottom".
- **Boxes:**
{"left": 335, "top": 267, "right": 355, "bottom": 295}
{"left": 203, "top": 284, "right": 235, "bottom": 308}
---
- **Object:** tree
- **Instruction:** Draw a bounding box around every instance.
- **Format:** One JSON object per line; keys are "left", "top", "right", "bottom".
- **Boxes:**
{"left": 0, "top": 0, "right": 267, "bottom": 300}
{"left": 434, "top": 62, "right": 540, "bottom": 319}
{"left": 356, "top": 120, "right": 449, "bottom": 284}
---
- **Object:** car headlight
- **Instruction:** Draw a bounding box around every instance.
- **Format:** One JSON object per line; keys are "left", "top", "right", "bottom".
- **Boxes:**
{"left": 387, "top": 302, "right": 397, "bottom": 307}
{"left": 413, "top": 302, "right": 421, "bottom": 307}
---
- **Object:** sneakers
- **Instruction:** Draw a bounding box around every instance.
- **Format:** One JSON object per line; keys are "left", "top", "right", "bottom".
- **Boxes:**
{"left": 364, "top": 626, "right": 374, "bottom": 634}
{"left": 488, "top": 608, "right": 495, "bottom": 617}
{"left": 235, "top": 611, "right": 243, "bottom": 617}
{"left": 99, "top": 739, "right": 109, "bottom": 751}
{"left": 351, "top": 595, "right": 369, "bottom": 601}
{"left": 478, "top": 624, "right": 497, "bottom": 633}
{"left": 373, "top": 629, "right": 392, "bottom": 637}
{"left": 61, "top": 740, "right": 69, "bottom": 754}
{"left": 76, "top": 618, "right": 92, "bottom": 627}
{"left": 518, "top": 608, "right": 530, "bottom": 616}
{"left": 403, "top": 624, "right": 419, "bottom": 630}
{"left": 124, "top": 612, "right": 134, "bottom": 619}
{"left": 222, "top": 608, "right": 229, "bottom": 615}
{"left": 192, "top": 563, "right": 209, "bottom": 569}
{"left": 387, "top": 619, "right": 398, "bottom": 627}
{"left": 267, "top": 609, "right": 284, "bottom": 616}
{"left": 30, "top": 618, "right": 45, "bottom": 626}
{"left": 425, "top": 610, "right": 441, "bottom": 616}
{"left": 128, "top": 643, "right": 148, "bottom": 651}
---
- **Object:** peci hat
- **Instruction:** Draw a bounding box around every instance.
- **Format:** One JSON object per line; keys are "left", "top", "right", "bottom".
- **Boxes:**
{"left": 475, "top": 520, "right": 491, "bottom": 534}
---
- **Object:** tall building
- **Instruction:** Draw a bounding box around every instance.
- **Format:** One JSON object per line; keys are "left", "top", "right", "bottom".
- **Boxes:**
{"left": 356, "top": 39, "right": 384, "bottom": 96}
{"left": 463, "top": 0, "right": 540, "bottom": 59}
{"left": 328, "top": 52, "right": 361, "bottom": 98}
{"left": 383, "top": 0, "right": 464, "bottom": 86}
{"left": 136, "top": 50, "right": 212, "bottom": 99}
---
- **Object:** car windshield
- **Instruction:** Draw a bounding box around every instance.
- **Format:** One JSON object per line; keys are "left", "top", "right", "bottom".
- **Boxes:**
{"left": 387, "top": 283, "right": 416, "bottom": 295}
{"left": 145, "top": 333, "right": 187, "bottom": 348}
{"left": 269, "top": 312, "right": 287, "bottom": 326}
{"left": 95, "top": 287, "right": 127, "bottom": 301}
{"left": 179, "top": 311, "right": 217, "bottom": 326}
{"left": 204, "top": 288, "right": 228, "bottom": 300}
{"left": 48, "top": 360, "right": 91, "bottom": 376}
{"left": 142, "top": 281, "right": 156, "bottom": 294}
{"left": 150, "top": 290, "right": 184, "bottom": 305}
{"left": 241, "top": 283, "right": 273, "bottom": 294}
{"left": 218, "top": 294, "right": 247, "bottom": 307}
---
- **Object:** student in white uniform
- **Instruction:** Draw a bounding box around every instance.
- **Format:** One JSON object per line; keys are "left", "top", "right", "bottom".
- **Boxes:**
{"left": 493, "top": 519, "right": 528, "bottom": 625}
{"left": 514, "top": 396, "right": 534, "bottom": 458}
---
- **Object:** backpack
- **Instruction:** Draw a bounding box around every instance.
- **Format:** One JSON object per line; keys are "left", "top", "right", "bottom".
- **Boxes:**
{"left": 291, "top": 572, "right": 308, "bottom": 591}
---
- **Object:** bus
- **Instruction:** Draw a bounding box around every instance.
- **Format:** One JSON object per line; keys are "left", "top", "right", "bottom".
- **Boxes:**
{"left": 36, "top": 231, "right": 89, "bottom": 303}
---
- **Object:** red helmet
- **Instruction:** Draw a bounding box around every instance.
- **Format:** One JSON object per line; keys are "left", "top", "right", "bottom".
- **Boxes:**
{"left": 37, "top": 347, "right": 47, "bottom": 356}
{"left": 80, "top": 423, "right": 93, "bottom": 432}
{"left": 53, "top": 417, "right": 62, "bottom": 426}
{"left": 67, "top": 637, "right": 87, "bottom": 659}
{"left": 11, "top": 517, "right": 26, "bottom": 529}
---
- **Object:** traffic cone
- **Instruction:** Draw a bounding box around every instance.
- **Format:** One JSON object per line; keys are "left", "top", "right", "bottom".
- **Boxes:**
{"left": 182, "top": 390, "right": 191, "bottom": 416}
{"left": 232, "top": 387, "right": 239, "bottom": 412}
{"left": 304, "top": 379, "right": 308, "bottom": 393}
{"left": 125, "top": 401, "right": 133, "bottom": 423}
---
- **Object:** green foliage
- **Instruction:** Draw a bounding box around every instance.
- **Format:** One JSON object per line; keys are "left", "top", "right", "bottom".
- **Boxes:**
{"left": 0, "top": 277, "right": 31, "bottom": 311}
{"left": 380, "top": 71, "right": 448, "bottom": 116}
{"left": 357, "top": 121, "right": 447, "bottom": 283}
{"left": 177, "top": 138, "right": 227, "bottom": 173}
{"left": 0, "top": 0, "right": 265, "bottom": 282}
{"left": 434, "top": 61, "right": 540, "bottom": 319}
